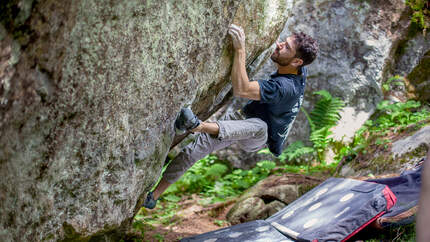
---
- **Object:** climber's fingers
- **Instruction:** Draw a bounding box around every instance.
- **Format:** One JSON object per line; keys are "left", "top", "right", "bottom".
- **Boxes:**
{"left": 229, "top": 24, "right": 244, "bottom": 39}
{"left": 231, "top": 24, "right": 244, "bottom": 35}
{"left": 228, "top": 24, "right": 245, "bottom": 50}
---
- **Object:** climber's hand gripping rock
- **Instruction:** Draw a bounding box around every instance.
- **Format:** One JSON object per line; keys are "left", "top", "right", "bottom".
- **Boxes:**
{"left": 228, "top": 24, "right": 245, "bottom": 51}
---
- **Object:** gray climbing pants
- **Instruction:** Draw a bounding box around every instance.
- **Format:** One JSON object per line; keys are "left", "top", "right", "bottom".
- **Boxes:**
{"left": 163, "top": 110, "right": 268, "bottom": 184}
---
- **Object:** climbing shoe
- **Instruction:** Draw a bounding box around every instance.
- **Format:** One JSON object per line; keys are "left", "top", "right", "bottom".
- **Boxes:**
{"left": 143, "top": 191, "right": 157, "bottom": 209}
{"left": 175, "top": 108, "right": 201, "bottom": 131}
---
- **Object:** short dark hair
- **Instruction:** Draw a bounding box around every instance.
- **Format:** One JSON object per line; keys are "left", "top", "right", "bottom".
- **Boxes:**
{"left": 292, "top": 32, "right": 318, "bottom": 66}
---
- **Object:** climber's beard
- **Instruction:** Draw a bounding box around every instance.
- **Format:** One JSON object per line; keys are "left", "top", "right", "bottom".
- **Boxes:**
{"left": 270, "top": 49, "right": 294, "bottom": 67}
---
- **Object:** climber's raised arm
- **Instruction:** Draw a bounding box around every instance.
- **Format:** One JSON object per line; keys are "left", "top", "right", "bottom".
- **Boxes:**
{"left": 228, "top": 24, "right": 261, "bottom": 100}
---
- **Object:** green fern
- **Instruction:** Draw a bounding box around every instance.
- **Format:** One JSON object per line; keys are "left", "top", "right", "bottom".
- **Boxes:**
{"left": 301, "top": 90, "right": 345, "bottom": 162}
{"left": 310, "top": 127, "right": 334, "bottom": 162}
{"left": 279, "top": 141, "right": 314, "bottom": 163}
{"left": 309, "top": 90, "right": 345, "bottom": 131}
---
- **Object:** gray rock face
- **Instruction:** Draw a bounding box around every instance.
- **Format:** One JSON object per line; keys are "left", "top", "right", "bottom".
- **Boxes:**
{"left": 405, "top": 49, "right": 430, "bottom": 102}
{"left": 393, "top": 31, "right": 430, "bottom": 77}
{"left": 0, "top": 0, "right": 289, "bottom": 240}
{"left": 227, "top": 197, "right": 267, "bottom": 224}
{"left": 392, "top": 125, "right": 430, "bottom": 159}
{"left": 389, "top": 27, "right": 430, "bottom": 103}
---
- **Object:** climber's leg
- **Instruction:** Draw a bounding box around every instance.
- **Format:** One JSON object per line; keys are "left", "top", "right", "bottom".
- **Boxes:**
{"left": 145, "top": 110, "right": 267, "bottom": 208}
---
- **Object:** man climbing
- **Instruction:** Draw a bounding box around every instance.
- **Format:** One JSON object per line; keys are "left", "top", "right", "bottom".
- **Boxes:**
{"left": 143, "top": 24, "right": 318, "bottom": 209}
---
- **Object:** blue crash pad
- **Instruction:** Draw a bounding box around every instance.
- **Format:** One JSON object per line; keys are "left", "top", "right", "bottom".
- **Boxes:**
{"left": 181, "top": 220, "right": 293, "bottom": 242}
{"left": 182, "top": 178, "right": 396, "bottom": 242}
{"left": 266, "top": 178, "right": 396, "bottom": 241}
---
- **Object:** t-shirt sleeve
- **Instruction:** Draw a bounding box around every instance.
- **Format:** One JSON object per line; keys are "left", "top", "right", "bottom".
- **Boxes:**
{"left": 257, "top": 78, "right": 293, "bottom": 104}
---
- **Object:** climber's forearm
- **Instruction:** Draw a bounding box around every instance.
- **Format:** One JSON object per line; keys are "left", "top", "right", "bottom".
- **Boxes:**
{"left": 228, "top": 24, "right": 260, "bottom": 100}
{"left": 231, "top": 50, "right": 260, "bottom": 100}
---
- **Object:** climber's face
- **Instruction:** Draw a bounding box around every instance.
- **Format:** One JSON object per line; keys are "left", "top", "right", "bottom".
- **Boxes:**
{"left": 271, "top": 36, "right": 299, "bottom": 67}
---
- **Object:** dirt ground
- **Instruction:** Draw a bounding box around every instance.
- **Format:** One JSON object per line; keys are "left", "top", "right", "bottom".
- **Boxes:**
{"left": 139, "top": 196, "right": 236, "bottom": 242}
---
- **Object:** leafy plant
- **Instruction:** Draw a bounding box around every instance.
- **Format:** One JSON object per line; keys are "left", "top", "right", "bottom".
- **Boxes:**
{"left": 308, "top": 90, "right": 345, "bottom": 131}
{"left": 301, "top": 90, "right": 345, "bottom": 162}
{"left": 278, "top": 160, "right": 338, "bottom": 175}
{"left": 205, "top": 163, "right": 228, "bottom": 180}
{"left": 382, "top": 75, "right": 405, "bottom": 91}
{"left": 349, "top": 100, "right": 430, "bottom": 157}
{"left": 162, "top": 194, "right": 181, "bottom": 202}
{"left": 164, "top": 155, "right": 229, "bottom": 195}
{"left": 406, "top": 0, "right": 430, "bottom": 32}
{"left": 214, "top": 220, "right": 228, "bottom": 226}
{"left": 153, "top": 233, "right": 165, "bottom": 242}
{"left": 269, "top": 90, "right": 345, "bottom": 164}
{"left": 203, "top": 160, "right": 277, "bottom": 203}
{"left": 161, "top": 154, "right": 278, "bottom": 204}
{"left": 310, "top": 126, "right": 334, "bottom": 162}
{"left": 278, "top": 141, "right": 314, "bottom": 163}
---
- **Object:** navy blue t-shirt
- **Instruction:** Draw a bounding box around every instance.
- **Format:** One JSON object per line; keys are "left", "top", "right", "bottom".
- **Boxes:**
{"left": 243, "top": 67, "right": 307, "bottom": 156}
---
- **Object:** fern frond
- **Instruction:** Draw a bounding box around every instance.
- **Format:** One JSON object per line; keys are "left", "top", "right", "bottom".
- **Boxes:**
{"left": 313, "top": 90, "right": 332, "bottom": 100}
{"left": 310, "top": 127, "right": 332, "bottom": 148}
{"left": 310, "top": 90, "right": 345, "bottom": 131}
{"left": 280, "top": 141, "right": 314, "bottom": 162}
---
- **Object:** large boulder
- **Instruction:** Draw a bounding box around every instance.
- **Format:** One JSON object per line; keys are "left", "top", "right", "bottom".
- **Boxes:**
{"left": 0, "top": 0, "right": 289, "bottom": 240}
{"left": 215, "top": 0, "right": 430, "bottom": 167}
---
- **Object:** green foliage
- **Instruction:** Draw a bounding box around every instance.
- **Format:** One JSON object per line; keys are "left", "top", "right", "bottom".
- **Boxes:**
{"left": 132, "top": 219, "right": 147, "bottom": 238}
{"left": 282, "top": 92, "right": 430, "bottom": 166}
{"left": 278, "top": 141, "right": 314, "bottom": 163}
{"left": 134, "top": 202, "right": 181, "bottom": 233}
{"left": 406, "top": 0, "right": 430, "bottom": 32}
{"left": 162, "top": 194, "right": 181, "bottom": 202}
{"left": 214, "top": 220, "right": 228, "bottom": 227}
{"left": 205, "top": 163, "right": 228, "bottom": 180}
{"left": 203, "top": 160, "right": 276, "bottom": 203}
{"left": 383, "top": 75, "right": 405, "bottom": 91}
{"left": 279, "top": 160, "right": 338, "bottom": 175}
{"left": 163, "top": 155, "right": 277, "bottom": 203}
{"left": 153, "top": 233, "right": 165, "bottom": 242}
{"left": 309, "top": 90, "right": 345, "bottom": 131}
{"left": 348, "top": 100, "right": 430, "bottom": 158}
{"left": 164, "top": 155, "right": 228, "bottom": 195}
{"left": 309, "top": 126, "right": 334, "bottom": 162}
{"left": 375, "top": 100, "right": 425, "bottom": 127}
{"left": 297, "top": 90, "right": 344, "bottom": 162}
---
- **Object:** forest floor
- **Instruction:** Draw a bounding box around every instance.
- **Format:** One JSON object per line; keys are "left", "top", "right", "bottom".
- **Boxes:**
{"left": 135, "top": 194, "right": 236, "bottom": 242}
